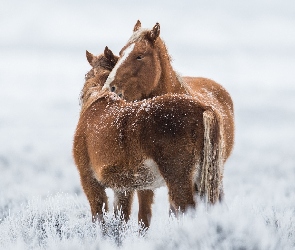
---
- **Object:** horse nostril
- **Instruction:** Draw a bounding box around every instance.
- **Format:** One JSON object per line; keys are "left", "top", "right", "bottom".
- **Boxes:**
{"left": 118, "top": 93, "right": 123, "bottom": 98}
{"left": 111, "top": 86, "right": 116, "bottom": 92}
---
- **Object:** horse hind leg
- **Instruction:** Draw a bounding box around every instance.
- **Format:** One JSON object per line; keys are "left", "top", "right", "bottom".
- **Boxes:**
{"left": 158, "top": 164, "right": 195, "bottom": 215}
{"left": 167, "top": 179, "right": 195, "bottom": 215}
{"left": 137, "top": 189, "right": 154, "bottom": 228}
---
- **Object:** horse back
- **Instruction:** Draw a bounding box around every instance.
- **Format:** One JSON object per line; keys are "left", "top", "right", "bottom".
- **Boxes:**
{"left": 81, "top": 100, "right": 144, "bottom": 169}
{"left": 182, "top": 76, "right": 234, "bottom": 159}
{"left": 139, "top": 95, "right": 206, "bottom": 167}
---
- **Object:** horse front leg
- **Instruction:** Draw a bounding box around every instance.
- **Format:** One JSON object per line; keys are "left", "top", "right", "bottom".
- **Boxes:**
{"left": 113, "top": 190, "right": 134, "bottom": 222}
{"left": 137, "top": 189, "right": 154, "bottom": 228}
{"left": 79, "top": 169, "right": 108, "bottom": 222}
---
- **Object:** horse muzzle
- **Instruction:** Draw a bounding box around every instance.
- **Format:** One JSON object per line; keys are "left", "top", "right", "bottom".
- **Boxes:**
{"left": 107, "top": 84, "right": 123, "bottom": 99}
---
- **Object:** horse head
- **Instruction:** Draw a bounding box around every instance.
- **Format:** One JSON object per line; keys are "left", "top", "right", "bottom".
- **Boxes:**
{"left": 81, "top": 46, "right": 118, "bottom": 107}
{"left": 103, "top": 20, "right": 165, "bottom": 101}
{"left": 85, "top": 46, "right": 118, "bottom": 81}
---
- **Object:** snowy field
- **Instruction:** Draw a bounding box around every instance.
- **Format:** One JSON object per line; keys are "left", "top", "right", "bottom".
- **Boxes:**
{"left": 1, "top": 0, "right": 295, "bottom": 249}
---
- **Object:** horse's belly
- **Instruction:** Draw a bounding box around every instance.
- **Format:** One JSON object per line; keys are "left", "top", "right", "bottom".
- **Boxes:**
{"left": 135, "top": 158, "right": 166, "bottom": 190}
{"left": 96, "top": 158, "right": 166, "bottom": 191}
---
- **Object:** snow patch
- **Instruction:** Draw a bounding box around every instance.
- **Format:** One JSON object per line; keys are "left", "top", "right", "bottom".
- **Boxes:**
{"left": 142, "top": 158, "right": 166, "bottom": 190}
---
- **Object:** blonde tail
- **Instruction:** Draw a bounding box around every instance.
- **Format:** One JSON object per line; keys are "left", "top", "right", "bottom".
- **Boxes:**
{"left": 200, "top": 109, "right": 224, "bottom": 204}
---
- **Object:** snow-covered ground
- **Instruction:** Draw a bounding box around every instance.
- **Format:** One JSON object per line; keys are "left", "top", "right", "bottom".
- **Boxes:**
{"left": 1, "top": 0, "right": 295, "bottom": 249}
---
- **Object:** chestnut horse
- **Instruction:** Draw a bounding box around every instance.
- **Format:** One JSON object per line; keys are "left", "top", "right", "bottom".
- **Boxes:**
{"left": 78, "top": 48, "right": 156, "bottom": 226}
{"left": 103, "top": 20, "right": 234, "bottom": 197}
{"left": 73, "top": 47, "right": 222, "bottom": 228}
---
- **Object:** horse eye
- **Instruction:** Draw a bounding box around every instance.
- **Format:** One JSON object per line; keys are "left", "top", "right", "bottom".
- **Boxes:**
{"left": 136, "top": 55, "right": 143, "bottom": 60}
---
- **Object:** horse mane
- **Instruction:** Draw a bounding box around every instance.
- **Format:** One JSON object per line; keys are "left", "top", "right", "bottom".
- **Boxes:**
{"left": 127, "top": 28, "right": 150, "bottom": 44}
{"left": 126, "top": 28, "right": 172, "bottom": 62}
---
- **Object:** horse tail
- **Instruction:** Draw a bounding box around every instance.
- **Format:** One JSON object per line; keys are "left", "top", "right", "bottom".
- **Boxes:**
{"left": 199, "top": 108, "right": 224, "bottom": 204}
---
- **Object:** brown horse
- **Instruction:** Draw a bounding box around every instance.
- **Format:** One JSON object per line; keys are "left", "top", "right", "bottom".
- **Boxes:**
{"left": 103, "top": 20, "right": 234, "bottom": 160}
{"left": 77, "top": 47, "right": 156, "bottom": 227}
{"left": 73, "top": 47, "right": 223, "bottom": 228}
{"left": 103, "top": 20, "right": 234, "bottom": 198}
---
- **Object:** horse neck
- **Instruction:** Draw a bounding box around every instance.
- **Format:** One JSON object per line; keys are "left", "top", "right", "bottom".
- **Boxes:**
{"left": 80, "top": 71, "right": 112, "bottom": 114}
{"left": 152, "top": 40, "right": 187, "bottom": 96}
{"left": 81, "top": 90, "right": 118, "bottom": 115}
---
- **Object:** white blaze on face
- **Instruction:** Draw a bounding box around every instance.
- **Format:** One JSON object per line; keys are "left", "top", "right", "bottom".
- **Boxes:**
{"left": 103, "top": 43, "right": 135, "bottom": 90}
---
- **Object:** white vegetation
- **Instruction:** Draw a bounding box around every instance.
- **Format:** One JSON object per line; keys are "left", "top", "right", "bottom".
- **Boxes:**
{"left": 1, "top": 0, "right": 295, "bottom": 249}
{"left": 0, "top": 190, "right": 294, "bottom": 249}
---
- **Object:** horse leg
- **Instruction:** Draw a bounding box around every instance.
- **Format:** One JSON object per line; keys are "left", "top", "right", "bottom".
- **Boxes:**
{"left": 159, "top": 168, "right": 195, "bottom": 216}
{"left": 113, "top": 190, "right": 134, "bottom": 222}
{"left": 137, "top": 189, "right": 154, "bottom": 228}
{"left": 79, "top": 168, "right": 108, "bottom": 222}
{"left": 168, "top": 180, "right": 195, "bottom": 215}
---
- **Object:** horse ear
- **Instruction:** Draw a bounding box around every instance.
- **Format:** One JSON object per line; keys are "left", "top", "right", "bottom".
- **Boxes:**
{"left": 86, "top": 50, "right": 94, "bottom": 66}
{"left": 147, "top": 23, "right": 160, "bottom": 43}
{"left": 133, "top": 20, "right": 141, "bottom": 32}
{"left": 104, "top": 46, "right": 118, "bottom": 65}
